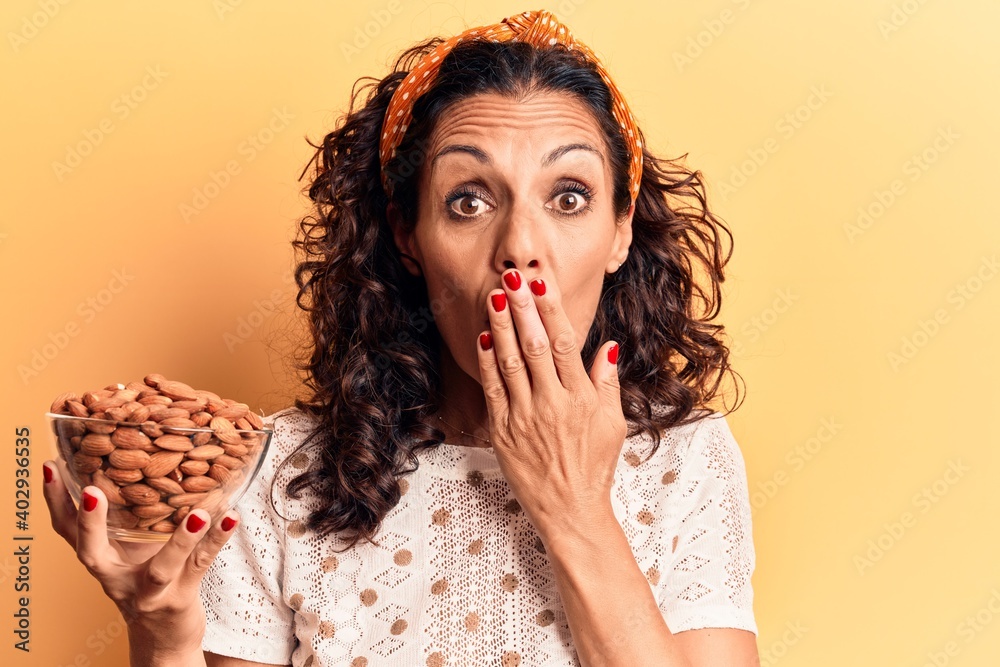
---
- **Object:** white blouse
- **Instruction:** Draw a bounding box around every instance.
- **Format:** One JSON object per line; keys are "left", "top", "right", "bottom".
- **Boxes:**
{"left": 200, "top": 405, "right": 757, "bottom": 666}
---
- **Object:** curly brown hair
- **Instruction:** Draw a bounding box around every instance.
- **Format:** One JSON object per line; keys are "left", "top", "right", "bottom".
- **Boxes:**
{"left": 274, "top": 36, "right": 744, "bottom": 551}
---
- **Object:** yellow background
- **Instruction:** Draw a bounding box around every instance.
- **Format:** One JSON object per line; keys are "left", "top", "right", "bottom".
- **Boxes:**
{"left": 2, "top": 1, "right": 998, "bottom": 665}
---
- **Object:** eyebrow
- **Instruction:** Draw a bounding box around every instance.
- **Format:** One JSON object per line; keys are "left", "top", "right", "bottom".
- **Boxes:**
{"left": 430, "top": 142, "right": 604, "bottom": 168}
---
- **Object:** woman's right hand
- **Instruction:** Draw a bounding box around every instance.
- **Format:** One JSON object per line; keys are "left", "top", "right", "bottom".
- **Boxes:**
{"left": 42, "top": 459, "right": 240, "bottom": 664}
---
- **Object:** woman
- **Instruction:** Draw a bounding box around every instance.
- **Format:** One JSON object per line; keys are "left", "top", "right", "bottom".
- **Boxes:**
{"left": 43, "top": 10, "right": 759, "bottom": 666}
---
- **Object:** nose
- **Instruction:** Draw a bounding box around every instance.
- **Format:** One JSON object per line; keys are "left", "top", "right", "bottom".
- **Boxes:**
{"left": 495, "top": 200, "right": 543, "bottom": 276}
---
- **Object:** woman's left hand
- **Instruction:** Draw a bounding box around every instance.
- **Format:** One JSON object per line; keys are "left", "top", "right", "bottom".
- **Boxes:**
{"left": 477, "top": 268, "right": 627, "bottom": 541}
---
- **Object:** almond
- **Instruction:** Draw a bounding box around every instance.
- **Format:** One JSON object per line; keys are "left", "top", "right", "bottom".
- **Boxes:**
{"left": 105, "top": 467, "right": 145, "bottom": 484}
{"left": 72, "top": 452, "right": 102, "bottom": 474}
{"left": 143, "top": 373, "right": 167, "bottom": 388}
{"left": 158, "top": 380, "right": 199, "bottom": 401}
{"left": 50, "top": 391, "right": 78, "bottom": 413}
{"left": 170, "top": 399, "right": 207, "bottom": 413}
{"left": 108, "top": 449, "right": 151, "bottom": 470}
{"left": 213, "top": 454, "right": 246, "bottom": 470}
{"left": 246, "top": 411, "right": 264, "bottom": 429}
{"left": 187, "top": 444, "right": 225, "bottom": 461}
{"left": 104, "top": 406, "right": 130, "bottom": 422}
{"left": 121, "top": 484, "right": 160, "bottom": 505}
{"left": 114, "top": 389, "right": 141, "bottom": 403}
{"left": 213, "top": 404, "right": 249, "bottom": 421}
{"left": 67, "top": 400, "right": 90, "bottom": 417}
{"left": 132, "top": 502, "right": 175, "bottom": 519}
{"left": 111, "top": 427, "right": 152, "bottom": 450}
{"left": 126, "top": 405, "right": 151, "bottom": 423}
{"left": 191, "top": 431, "right": 213, "bottom": 446}
{"left": 179, "top": 460, "right": 210, "bottom": 476}
{"left": 149, "top": 407, "right": 192, "bottom": 422}
{"left": 138, "top": 394, "right": 172, "bottom": 406}
{"left": 208, "top": 464, "right": 233, "bottom": 485}
{"left": 80, "top": 433, "right": 115, "bottom": 457}
{"left": 154, "top": 434, "right": 194, "bottom": 452}
{"left": 140, "top": 421, "right": 165, "bottom": 438}
{"left": 221, "top": 442, "right": 249, "bottom": 457}
{"left": 108, "top": 507, "right": 140, "bottom": 529}
{"left": 172, "top": 506, "right": 191, "bottom": 524}
{"left": 84, "top": 419, "right": 116, "bottom": 435}
{"left": 210, "top": 417, "right": 242, "bottom": 445}
{"left": 92, "top": 469, "right": 126, "bottom": 505}
{"left": 181, "top": 475, "right": 219, "bottom": 493}
{"left": 142, "top": 451, "right": 185, "bottom": 478}
{"left": 146, "top": 476, "right": 185, "bottom": 495}
{"left": 137, "top": 514, "right": 174, "bottom": 528}
{"left": 149, "top": 520, "right": 178, "bottom": 533}
{"left": 190, "top": 411, "right": 212, "bottom": 427}
{"left": 82, "top": 390, "right": 112, "bottom": 408}
{"left": 90, "top": 395, "right": 127, "bottom": 413}
{"left": 167, "top": 492, "right": 207, "bottom": 508}
{"left": 159, "top": 417, "right": 198, "bottom": 429}
{"left": 125, "top": 380, "right": 148, "bottom": 393}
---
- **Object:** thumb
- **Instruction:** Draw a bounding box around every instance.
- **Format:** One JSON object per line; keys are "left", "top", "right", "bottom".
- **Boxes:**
{"left": 591, "top": 341, "right": 622, "bottom": 403}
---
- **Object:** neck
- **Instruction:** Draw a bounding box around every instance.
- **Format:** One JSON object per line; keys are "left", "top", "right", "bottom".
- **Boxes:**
{"left": 433, "top": 341, "right": 492, "bottom": 447}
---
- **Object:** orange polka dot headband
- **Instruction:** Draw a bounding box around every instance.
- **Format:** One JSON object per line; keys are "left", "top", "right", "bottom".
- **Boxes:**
{"left": 378, "top": 9, "right": 643, "bottom": 204}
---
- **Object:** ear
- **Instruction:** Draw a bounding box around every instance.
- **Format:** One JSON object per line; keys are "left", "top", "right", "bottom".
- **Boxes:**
{"left": 606, "top": 201, "right": 634, "bottom": 274}
{"left": 387, "top": 202, "right": 422, "bottom": 278}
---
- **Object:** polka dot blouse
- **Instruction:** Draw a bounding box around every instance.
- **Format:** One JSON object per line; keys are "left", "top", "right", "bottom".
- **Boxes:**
{"left": 200, "top": 405, "right": 757, "bottom": 665}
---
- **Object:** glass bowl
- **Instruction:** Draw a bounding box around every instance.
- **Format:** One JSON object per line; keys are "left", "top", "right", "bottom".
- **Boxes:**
{"left": 46, "top": 412, "right": 272, "bottom": 542}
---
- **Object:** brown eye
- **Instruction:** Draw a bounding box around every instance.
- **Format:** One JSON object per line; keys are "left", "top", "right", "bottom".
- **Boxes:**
{"left": 454, "top": 195, "right": 485, "bottom": 216}
{"left": 553, "top": 191, "right": 586, "bottom": 214}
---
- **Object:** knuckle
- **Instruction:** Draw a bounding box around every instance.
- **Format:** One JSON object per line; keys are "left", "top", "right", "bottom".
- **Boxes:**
{"left": 189, "top": 547, "right": 216, "bottom": 573}
{"left": 145, "top": 564, "right": 172, "bottom": 588}
{"left": 551, "top": 331, "right": 577, "bottom": 356}
{"left": 483, "top": 381, "right": 508, "bottom": 403}
{"left": 523, "top": 335, "right": 549, "bottom": 359}
{"left": 500, "top": 354, "right": 525, "bottom": 376}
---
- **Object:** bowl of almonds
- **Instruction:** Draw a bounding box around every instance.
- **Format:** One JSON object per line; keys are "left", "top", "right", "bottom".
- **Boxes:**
{"left": 46, "top": 374, "right": 272, "bottom": 542}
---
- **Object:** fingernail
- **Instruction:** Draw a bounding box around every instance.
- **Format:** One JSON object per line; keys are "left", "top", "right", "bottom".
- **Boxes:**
{"left": 529, "top": 278, "right": 546, "bottom": 296}
{"left": 491, "top": 293, "right": 507, "bottom": 312}
{"left": 186, "top": 513, "right": 206, "bottom": 533}
{"left": 220, "top": 516, "right": 238, "bottom": 532}
{"left": 43, "top": 463, "right": 53, "bottom": 484}
{"left": 479, "top": 332, "right": 493, "bottom": 351}
{"left": 608, "top": 343, "right": 620, "bottom": 365}
{"left": 82, "top": 491, "right": 98, "bottom": 512}
{"left": 503, "top": 270, "right": 521, "bottom": 291}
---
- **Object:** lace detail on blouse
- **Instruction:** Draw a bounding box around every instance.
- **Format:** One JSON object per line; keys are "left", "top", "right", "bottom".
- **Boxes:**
{"left": 200, "top": 407, "right": 757, "bottom": 666}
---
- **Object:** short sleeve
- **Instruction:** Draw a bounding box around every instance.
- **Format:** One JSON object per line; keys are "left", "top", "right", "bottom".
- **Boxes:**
{"left": 199, "top": 409, "right": 298, "bottom": 664}
{"left": 659, "top": 412, "right": 758, "bottom": 635}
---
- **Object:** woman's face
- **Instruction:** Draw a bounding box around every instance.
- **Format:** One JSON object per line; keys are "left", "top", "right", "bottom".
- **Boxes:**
{"left": 390, "top": 90, "right": 633, "bottom": 384}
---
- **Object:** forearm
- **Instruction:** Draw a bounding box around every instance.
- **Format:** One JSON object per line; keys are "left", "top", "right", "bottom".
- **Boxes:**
{"left": 128, "top": 624, "right": 207, "bottom": 667}
{"left": 539, "top": 507, "right": 692, "bottom": 667}
{"left": 126, "top": 613, "right": 207, "bottom": 667}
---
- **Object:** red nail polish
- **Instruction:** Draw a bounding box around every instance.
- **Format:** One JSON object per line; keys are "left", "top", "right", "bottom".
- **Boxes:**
{"left": 43, "top": 464, "right": 53, "bottom": 484}
{"left": 503, "top": 271, "right": 521, "bottom": 291}
{"left": 608, "top": 343, "right": 619, "bottom": 365}
{"left": 479, "top": 332, "right": 493, "bottom": 351}
{"left": 82, "top": 491, "right": 98, "bottom": 512}
{"left": 529, "top": 279, "right": 546, "bottom": 296}
{"left": 186, "top": 513, "right": 206, "bottom": 533}
{"left": 491, "top": 293, "right": 507, "bottom": 312}
{"left": 221, "top": 516, "right": 238, "bottom": 532}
